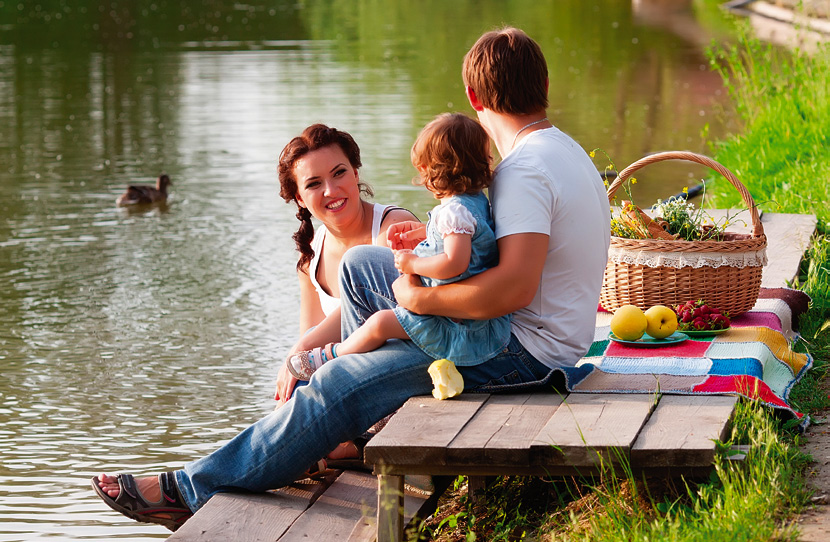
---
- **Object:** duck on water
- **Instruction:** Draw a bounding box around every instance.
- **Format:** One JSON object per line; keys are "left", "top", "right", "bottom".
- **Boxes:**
{"left": 116, "top": 174, "right": 172, "bottom": 206}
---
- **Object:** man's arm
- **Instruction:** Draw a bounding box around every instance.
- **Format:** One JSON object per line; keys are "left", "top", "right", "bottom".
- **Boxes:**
{"left": 393, "top": 232, "right": 548, "bottom": 320}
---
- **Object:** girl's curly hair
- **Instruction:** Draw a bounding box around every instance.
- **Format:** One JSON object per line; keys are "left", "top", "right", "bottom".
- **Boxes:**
{"left": 410, "top": 113, "right": 492, "bottom": 198}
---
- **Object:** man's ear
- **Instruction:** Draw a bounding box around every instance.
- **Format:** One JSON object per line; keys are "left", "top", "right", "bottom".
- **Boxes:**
{"left": 465, "top": 86, "right": 484, "bottom": 112}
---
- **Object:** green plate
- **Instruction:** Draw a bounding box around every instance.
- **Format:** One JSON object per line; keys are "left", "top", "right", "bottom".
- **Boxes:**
{"left": 680, "top": 327, "right": 730, "bottom": 337}
{"left": 608, "top": 331, "right": 689, "bottom": 347}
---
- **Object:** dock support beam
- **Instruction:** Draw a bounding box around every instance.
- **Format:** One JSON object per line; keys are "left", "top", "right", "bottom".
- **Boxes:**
{"left": 377, "top": 474, "right": 404, "bottom": 542}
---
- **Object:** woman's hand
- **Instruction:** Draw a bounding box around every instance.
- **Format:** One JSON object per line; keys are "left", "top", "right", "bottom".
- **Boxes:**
{"left": 386, "top": 221, "right": 426, "bottom": 250}
{"left": 274, "top": 361, "right": 299, "bottom": 406}
{"left": 393, "top": 249, "right": 419, "bottom": 274}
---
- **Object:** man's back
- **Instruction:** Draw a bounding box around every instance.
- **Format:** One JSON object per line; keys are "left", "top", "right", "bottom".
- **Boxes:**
{"left": 490, "top": 126, "right": 611, "bottom": 367}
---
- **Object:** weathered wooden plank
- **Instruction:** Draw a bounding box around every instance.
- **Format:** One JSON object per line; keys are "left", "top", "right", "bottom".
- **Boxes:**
{"left": 167, "top": 478, "right": 331, "bottom": 541}
{"left": 357, "top": 478, "right": 453, "bottom": 542}
{"left": 367, "top": 463, "right": 717, "bottom": 478}
{"left": 447, "top": 393, "right": 564, "bottom": 465}
{"left": 631, "top": 395, "right": 738, "bottom": 467}
{"left": 365, "top": 394, "right": 489, "bottom": 466}
{"left": 531, "top": 393, "right": 656, "bottom": 467}
{"left": 758, "top": 213, "right": 816, "bottom": 287}
{"left": 705, "top": 210, "right": 816, "bottom": 287}
{"left": 170, "top": 471, "right": 432, "bottom": 542}
{"left": 347, "top": 518, "right": 376, "bottom": 542}
{"left": 279, "top": 471, "right": 377, "bottom": 541}
{"left": 277, "top": 471, "right": 429, "bottom": 542}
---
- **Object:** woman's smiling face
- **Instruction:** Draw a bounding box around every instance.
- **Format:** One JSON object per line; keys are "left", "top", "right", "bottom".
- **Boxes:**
{"left": 293, "top": 144, "right": 361, "bottom": 226}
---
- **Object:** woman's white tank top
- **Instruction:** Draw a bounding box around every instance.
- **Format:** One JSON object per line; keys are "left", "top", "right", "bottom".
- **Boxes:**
{"left": 308, "top": 203, "right": 394, "bottom": 316}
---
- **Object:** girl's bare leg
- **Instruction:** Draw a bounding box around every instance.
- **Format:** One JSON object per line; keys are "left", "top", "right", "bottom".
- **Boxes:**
{"left": 336, "top": 309, "right": 408, "bottom": 356}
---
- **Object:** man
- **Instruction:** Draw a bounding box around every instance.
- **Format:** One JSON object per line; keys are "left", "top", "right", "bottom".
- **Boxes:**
{"left": 92, "top": 27, "right": 610, "bottom": 531}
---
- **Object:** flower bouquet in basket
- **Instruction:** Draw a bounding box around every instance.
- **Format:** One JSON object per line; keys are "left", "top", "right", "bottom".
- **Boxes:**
{"left": 599, "top": 151, "right": 767, "bottom": 317}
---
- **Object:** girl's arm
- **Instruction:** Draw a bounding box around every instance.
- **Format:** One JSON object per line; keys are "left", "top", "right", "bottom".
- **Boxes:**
{"left": 395, "top": 233, "right": 472, "bottom": 280}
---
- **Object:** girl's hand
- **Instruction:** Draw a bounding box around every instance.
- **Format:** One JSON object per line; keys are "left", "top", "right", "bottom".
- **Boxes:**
{"left": 274, "top": 361, "right": 299, "bottom": 407}
{"left": 386, "top": 221, "right": 426, "bottom": 250}
{"left": 394, "top": 249, "right": 418, "bottom": 274}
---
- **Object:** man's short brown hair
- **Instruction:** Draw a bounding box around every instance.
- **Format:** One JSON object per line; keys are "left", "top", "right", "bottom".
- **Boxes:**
{"left": 462, "top": 27, "right": 548, "bottom": 115}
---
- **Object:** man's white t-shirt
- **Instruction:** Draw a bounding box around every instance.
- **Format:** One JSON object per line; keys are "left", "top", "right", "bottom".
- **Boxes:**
{"left": 490, "top": 126, "right": 611, "bottom": 368}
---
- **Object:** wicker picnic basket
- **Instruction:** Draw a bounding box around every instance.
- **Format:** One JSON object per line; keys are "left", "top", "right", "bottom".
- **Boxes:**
{"left": 601, "top": 151, "right": 767, "bottom": 317}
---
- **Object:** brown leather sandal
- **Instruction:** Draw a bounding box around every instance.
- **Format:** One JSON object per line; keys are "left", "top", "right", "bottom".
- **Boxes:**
{"left": 91, "top": 472, "right": 193, "bottom": 532}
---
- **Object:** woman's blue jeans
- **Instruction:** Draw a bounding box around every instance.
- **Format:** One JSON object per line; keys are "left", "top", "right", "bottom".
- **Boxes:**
{"left": 175, "top": 245, "right": 551, "bottom": 511}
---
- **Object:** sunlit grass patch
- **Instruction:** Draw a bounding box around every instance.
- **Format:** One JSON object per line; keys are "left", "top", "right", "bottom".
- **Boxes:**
{"left": 704, "top": 31, "right": 830, "bottom": 230}
{"left": 414, "top": 401, "right": 811, "bottom": 541}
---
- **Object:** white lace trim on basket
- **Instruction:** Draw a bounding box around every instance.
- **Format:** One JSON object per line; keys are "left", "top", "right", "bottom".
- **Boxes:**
{"left": 608, "top": 247, "right": 768, "bottom": 269}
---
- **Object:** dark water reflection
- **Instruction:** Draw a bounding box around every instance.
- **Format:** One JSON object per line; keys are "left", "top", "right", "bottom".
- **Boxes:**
{"left": 0, "top": 1, "right": 738, "bottom": 539}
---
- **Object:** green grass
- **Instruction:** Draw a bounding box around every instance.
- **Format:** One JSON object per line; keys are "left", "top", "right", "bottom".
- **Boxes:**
{"left": 416, "top": 402, "right": 812, "bottom": 541}
{"left": 547, "top": 401, "right": 811, "bottom": 542}
{"left": 789, "top": 235, "right": 830, "bottom": 415}
{"left": 704, "top": 32, "right": 830, "bottom": 232}
{"left": 414, "top": 24, "right": 830, "bottom": 542}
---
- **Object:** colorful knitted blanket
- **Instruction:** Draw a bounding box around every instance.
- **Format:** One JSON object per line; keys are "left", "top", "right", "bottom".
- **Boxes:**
{"left": 560, "top": 288, "right": 812, "bottom": 422}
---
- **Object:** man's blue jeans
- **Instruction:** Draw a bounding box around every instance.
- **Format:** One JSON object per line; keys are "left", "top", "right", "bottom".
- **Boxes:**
{"left": 175, "top": 246, "right": 551, "bottom": 511}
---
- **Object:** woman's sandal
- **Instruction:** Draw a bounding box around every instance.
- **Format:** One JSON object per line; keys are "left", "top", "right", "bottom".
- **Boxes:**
{"left": 91, "top": 472, "right": 193, "bottom": 532}
{"left": 300, "top": 436, "right": 371, "bottom": 481}
{"left": 287, "top": 342, "right": 338, "bottom": 380}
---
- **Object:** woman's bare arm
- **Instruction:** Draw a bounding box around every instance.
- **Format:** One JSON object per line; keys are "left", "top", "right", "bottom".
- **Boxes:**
{"left": 298, "top": 268, "right": 326, "bottom": 335}
{"left": 276, "top": 269, "right": 335, "bottom": 404}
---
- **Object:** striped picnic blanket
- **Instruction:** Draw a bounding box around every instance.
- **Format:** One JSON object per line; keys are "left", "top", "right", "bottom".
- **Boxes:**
{"left": 560, "top": 288, "right": 812, "bottom": 422}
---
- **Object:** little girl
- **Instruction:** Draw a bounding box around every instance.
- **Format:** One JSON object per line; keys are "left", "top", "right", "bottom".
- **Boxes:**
{"left": 287, "top": 113, "right": 511, "bottom": 379}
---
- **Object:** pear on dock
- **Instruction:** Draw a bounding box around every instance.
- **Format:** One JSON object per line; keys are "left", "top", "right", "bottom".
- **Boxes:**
{"left": 116, "top": 174, "right": 171, "bottom": 206}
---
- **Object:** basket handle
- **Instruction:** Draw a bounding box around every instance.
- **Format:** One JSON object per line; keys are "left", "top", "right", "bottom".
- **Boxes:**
{"left": 606, "top": 151, "right": 764, "bottom": 238}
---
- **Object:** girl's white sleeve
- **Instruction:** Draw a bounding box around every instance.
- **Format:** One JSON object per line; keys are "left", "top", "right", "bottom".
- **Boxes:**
{"left": 434, "top": 199, "right": 476, "bottom": 238}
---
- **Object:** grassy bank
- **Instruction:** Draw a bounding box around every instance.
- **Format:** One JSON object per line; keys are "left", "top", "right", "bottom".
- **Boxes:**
{"left": 415, "top": 27, "right": 830, "bottom": 542}
{"left": 706, "top": 29, "right": 830, "bottom": 418}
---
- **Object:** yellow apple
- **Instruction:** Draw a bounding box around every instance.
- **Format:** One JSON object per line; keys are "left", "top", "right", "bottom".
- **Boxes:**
{"left": 428, "top": 359, "right": 464, "bottom": 400}
{"left": 644, "top": 305, "right": 678, "bottom": 339}
{"left": 610, "top": 305, "right": 647, "bottom": 341}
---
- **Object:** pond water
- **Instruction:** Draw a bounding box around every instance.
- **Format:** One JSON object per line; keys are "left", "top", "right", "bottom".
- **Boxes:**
{"left": 0, "top": 1, "right": 739, "bottom": 540}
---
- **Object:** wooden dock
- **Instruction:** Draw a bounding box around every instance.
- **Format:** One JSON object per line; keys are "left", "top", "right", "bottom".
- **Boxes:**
{"left": 167, "top": 211, "right": 816, "bottom": 542}
{"left": 167, "top": 471, "right": 438, "bottom": 541}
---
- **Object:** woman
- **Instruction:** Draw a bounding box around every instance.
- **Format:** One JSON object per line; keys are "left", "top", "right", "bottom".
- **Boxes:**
{"left": 274, "top": 124, "right": 417, "bottom": 404}
{"left": 272, "top": 124, "right": 417, "bottom": 468}
{"left": 92, "top": 124, "right": 417, "bottom": 529}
